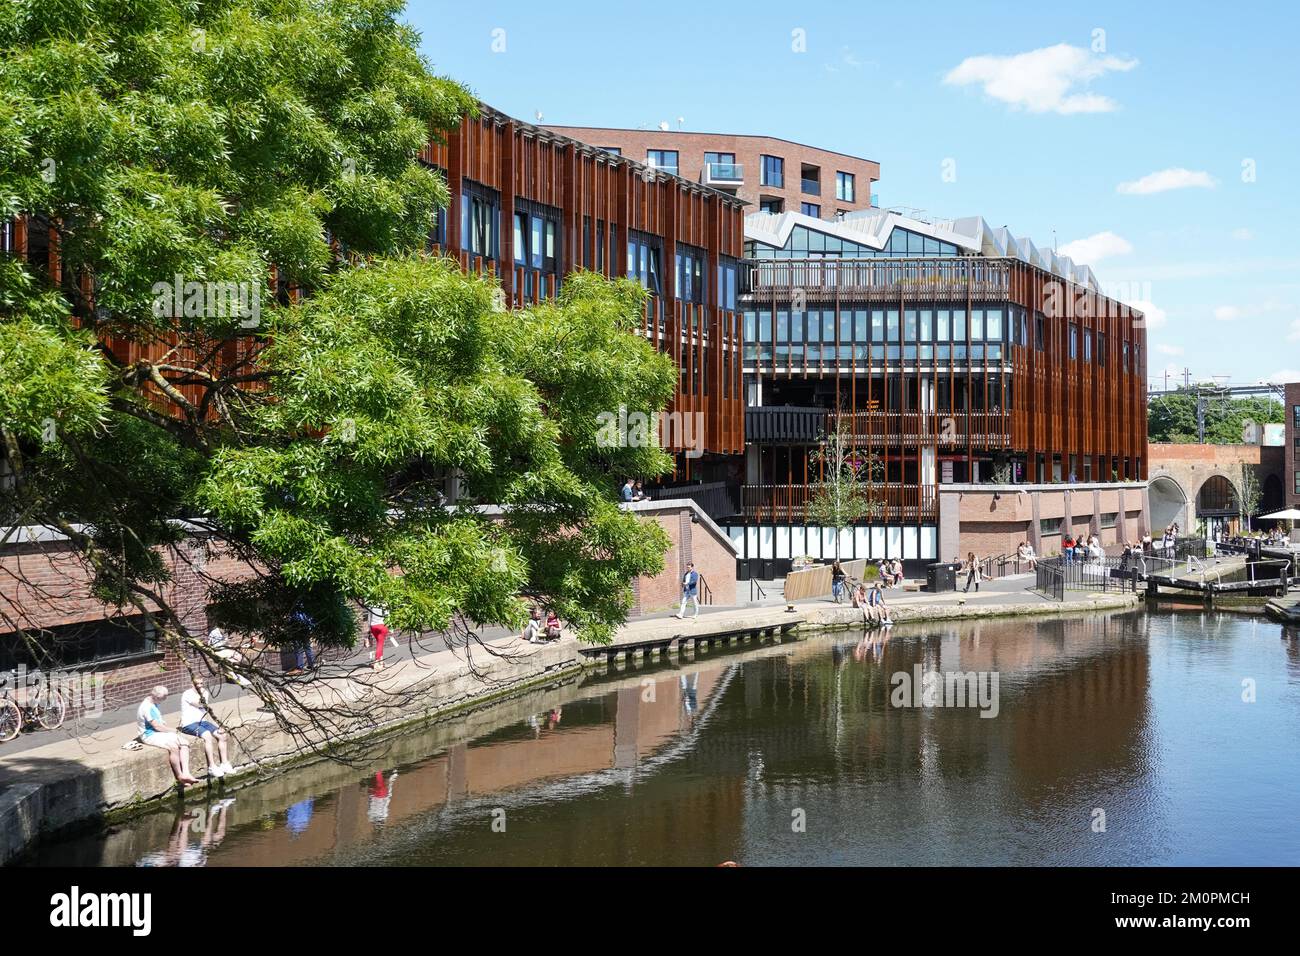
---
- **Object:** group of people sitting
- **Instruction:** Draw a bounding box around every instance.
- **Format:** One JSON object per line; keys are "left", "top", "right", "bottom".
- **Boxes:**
{"left": 1015, "top": 541, "right": 1037, "bottom": 569}
{"left": 134, "top": 684, "right": 234, "bottom": 786}
{"left": 620, "top": 478, "right": 648, "bottom": 503}
{"left": 521, "top": 606, "right": 564, "bottom": 643}
{"left": 850, "top": 581, "right": 894, "bottom": 625}
{"left": 877, "top": 558, "right": 905, "bottom": 588}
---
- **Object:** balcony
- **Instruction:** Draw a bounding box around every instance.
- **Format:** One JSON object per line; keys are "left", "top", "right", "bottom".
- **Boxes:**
{"left": 743, "top": 408, "right": 1012, "bottom": 449}
{"left": 742, "top": 482, "right": 937, "bottom": 524}
{"left": 646, "top": 162, "right": 679, "bottom": 177}
{"left": 801, "top": 177, "right": 821, "bottom": 196}
{"left": 746, "top": 405, "right": 827, "bottom": 442}
{"left": 701, "top": 162, "right": 744, "bottom": 187}
{"left": 746, "top": 257, "right": 1012, "bottom": 301}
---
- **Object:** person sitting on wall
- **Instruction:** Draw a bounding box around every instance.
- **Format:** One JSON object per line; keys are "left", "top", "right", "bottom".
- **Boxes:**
{"left": 544, "top": 609, "right": 563, "bottom": 641}
{"left": 137, "top": 686, "right": 199, "bottom": 786}
{"left": 180, "top": 684, "right": 234, "bottom": 779}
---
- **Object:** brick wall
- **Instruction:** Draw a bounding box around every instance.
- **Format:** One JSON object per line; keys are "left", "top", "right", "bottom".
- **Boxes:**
{"left": 628, "top": 501, "right": 738, "bottom": 615}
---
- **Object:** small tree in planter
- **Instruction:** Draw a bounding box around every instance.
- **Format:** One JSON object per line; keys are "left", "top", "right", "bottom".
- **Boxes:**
{"left": 805, "top": 417, "right": 883, "bottom": 560}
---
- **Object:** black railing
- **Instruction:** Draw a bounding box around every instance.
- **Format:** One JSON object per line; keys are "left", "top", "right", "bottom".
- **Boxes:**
{"left": 1038, "top": 555, "right": 1144, "bottom": 595}
{"left": 647, "top": 481, "right": 740, "bottom": 522}
{"left": 745, "top": 405, "right": 827, "bottom": 442}
{"left": 750, "top": 579, "right": 768, "bottom": 603}
{"left": 1036, "top": 563, "right": 1064, "bottom": 601}
{"left": 698, "top": 575, "right": 714, "bottom": 606}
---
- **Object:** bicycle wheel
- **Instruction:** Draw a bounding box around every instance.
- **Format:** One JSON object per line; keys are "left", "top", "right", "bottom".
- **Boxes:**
{"left": 0, "top": 699, "right": 20, "bottom": 742}
{"left": 36, "top": 690, "right": 66, "bottom": 730}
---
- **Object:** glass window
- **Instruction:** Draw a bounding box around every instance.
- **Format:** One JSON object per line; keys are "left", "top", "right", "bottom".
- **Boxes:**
{"left": 760, "top": 155, "right": 785, "bottom": 187}
{"left": 460, "top": 180, "right": 500, "bottom": 260}
{"left": 937, "top": 309, "right": 950, "bottom": 341}
{"left": 759, "top": 198, "right": 783, "bottom": 214}
{"left": 626, "top": 230, "right": 662, "bottom": 295}
{"left": 953, "top": 310, "right": 966, "bottom": 341}
{"left": 871, "top": 309, "right": 884, "bottom": 341}
{"left": 801, "top": 202, "right": 821, "bottom": 217}
{"left": 1069, "top": 323, "right": 1078, "bottom": 360}
{"left": 971, "top": 309, "right": 984, "bottom": 341}
{"left": 886, "top": 309, "right": 899, "bottom": 341}
{"left": 836, "top": 171, "right": 855, "bottom": 202}
{"left": 904, "top": 309, "right": 917, "bottom": 341}
{"left": 646, "top": 150, "right": 678, "bottom": 175}
{"left": 985, "top": 308, "right": 1002, "bottom": 341}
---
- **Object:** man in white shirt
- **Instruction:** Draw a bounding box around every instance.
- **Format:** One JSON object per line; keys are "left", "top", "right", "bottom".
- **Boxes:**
{"left": 179, "top": 684, "right": 234, "bottom": 778}
{"left": 208, "top": 625, "right": 251, "bottom": 687}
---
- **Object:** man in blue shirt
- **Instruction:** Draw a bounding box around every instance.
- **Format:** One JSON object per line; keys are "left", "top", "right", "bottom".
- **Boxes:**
{"left": 621, "top": 478, "right": 635, "bottom": 503}
{"left": 675, "top": 562, "right": 701, "bottom": 620}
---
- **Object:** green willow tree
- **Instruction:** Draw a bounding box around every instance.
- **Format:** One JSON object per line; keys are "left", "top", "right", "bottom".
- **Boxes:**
{"left": 0, "top": 0, "right": 676, "bottom": 688}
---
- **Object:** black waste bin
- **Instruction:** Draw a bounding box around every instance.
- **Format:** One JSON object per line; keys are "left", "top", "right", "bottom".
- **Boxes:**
{"left": 927, "top": 561, "right": 958, "bottom": 593}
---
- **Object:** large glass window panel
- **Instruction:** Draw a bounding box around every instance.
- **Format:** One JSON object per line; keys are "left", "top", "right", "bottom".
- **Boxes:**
{"left": 871, "top": 309, "right": 884, "bottom": 341}
{"left": 953, "top": 310, "right": 967, "bottom": 340}
{"left": 886, "top": 309, "right": 899, "bottom": 341}
{"left": 854, "top": 310, "right": 867, "bottom": 342}
{"left": 937, "top": 309, "right": 950, "bottom": 340}
{"left": 920, "top": 309, "right": 932, "bottom": 341}
{"left": 904, "top": 309, "right": 918, "bottom": 341}
{"left": 822, "top": 312, "right": 835, "bottom": 342}
{"left": 971, "top": 309, "right": 984, "bottom": 340}
{"left": 807, "top": 310, "right": 821, "bottom": 341}
{"left": 986, "top": 308, "right": 1003, "bottom": 340}
{"left": 758, "top": 309, "right": 772, "bottom": 341}
{"left": 840, "top": 310, "right": 853, "bottom": 342}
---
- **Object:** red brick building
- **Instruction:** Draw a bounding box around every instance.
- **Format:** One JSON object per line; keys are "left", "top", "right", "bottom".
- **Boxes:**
{"left": 542, "top": 125, "right": 880, "bottom": 221}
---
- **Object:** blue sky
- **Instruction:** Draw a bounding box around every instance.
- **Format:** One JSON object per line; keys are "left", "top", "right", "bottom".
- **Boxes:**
{"left": 406, "top": 0, "right": 1300, "bottom": 390}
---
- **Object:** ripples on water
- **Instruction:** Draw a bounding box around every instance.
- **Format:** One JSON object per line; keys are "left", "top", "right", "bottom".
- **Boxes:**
{"left": 30, "top": 611, "right": 1300, "bottom": 867}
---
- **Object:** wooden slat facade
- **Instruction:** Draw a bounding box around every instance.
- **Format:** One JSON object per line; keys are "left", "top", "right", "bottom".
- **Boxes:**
{"left": 422, "top": 105, "right": 748, "bottom": 462}
{"left": 741, "top": 256, "right": 1147, "bottom": 526}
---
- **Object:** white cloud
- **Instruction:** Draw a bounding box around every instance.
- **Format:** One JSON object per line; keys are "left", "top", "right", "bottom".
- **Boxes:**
{"left": 943, "top": 43, "right": 1138, "bottom": 114}
{"left": 1117, "top": 168, "right": 1217, "bottom": 195}
{"left": 1155, "top": 343, "right": 1184, "bottom": 356}
{"left": 1126, "top": 299, "right": 1167, "bottom": 330}
{"left": 1214, "top": 305, "right": 1241, "bottom": 321}
{"left": 1057, "top": 231, "right": 1133, "bottom": 266}
{"left": 1265, "top": 369, "right": 1300, "bottom": 384}
{"left": 1230, "top": 227, "right": 1253, "bottom": 241}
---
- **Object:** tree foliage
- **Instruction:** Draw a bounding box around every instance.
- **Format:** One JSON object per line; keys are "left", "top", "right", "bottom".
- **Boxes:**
{"left": 0, "top": 0, "right": 677, "bottom": 665}
{"left": 1148, "top": 386, "right": 1284, "bottom": 444}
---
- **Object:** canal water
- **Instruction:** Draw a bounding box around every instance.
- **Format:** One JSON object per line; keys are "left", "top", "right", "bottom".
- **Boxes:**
{"left": 27, "top": 610, "right": 1300, "bottom": 866}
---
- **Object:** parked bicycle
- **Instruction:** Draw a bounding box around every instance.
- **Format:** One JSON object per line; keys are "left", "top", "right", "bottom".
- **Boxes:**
{"left": 0, "top": 669, "right": 67, "bottom": 742}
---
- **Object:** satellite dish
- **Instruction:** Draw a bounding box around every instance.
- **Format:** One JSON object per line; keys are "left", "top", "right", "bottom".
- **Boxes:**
{"left": 535, "top": 111, "right": 544, "bottom": 122}
{"left": 658, "top": 121, "right": 670, "bottom": 131}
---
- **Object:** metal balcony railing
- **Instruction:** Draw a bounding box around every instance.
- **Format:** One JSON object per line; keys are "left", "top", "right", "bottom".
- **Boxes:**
{"left": 742, "top": 482, "right": 937, "bottom": 524}
{"left": 702, "top": 162, "right": 743, "bottom": 184}
{"left": 801, "top": 178, "right": 821, "bottom": 196}
{"left": 746, "top": 257, "right": 1012, "bottom": 300}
